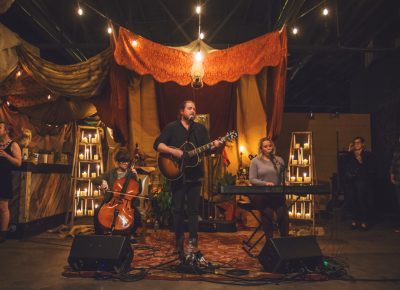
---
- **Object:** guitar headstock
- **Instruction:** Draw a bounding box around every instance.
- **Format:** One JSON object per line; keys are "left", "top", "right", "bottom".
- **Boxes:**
{"left": 222, "top": 130, "right": 238, "bottom": 142}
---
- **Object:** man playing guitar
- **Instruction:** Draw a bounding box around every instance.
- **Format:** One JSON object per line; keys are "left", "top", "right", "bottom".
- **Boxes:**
{"left": 153, "top": 100, "right": 223, "bottom": 262}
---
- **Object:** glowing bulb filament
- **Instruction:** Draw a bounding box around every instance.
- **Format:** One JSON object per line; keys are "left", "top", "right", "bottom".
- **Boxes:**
{"left": 195, "top": 51, "right": 203, "bottom": 62}
{"left": 196, "top": 6, "right": 201, "bottom": 14}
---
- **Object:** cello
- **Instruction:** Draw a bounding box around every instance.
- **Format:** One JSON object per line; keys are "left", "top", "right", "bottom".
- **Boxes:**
{"left": 97, "top": 161, "right": 140, "bottom": 234}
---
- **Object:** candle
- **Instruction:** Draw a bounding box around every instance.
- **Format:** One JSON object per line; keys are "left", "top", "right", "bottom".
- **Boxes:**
{"left": 91, "top": 172, "right": 97, "bottom": 178}
{"left": 290, "top": 176, "right": 296, "bottom": 183}
{"left": 89, "top": 145, "right": 92, "bottom": 160}
{"left": 76, "top": 188, "right": 80, "bottom": 197}
{"left": 93, "top": 134, "right": 98, "bottom": 143}
{"left": 292, "top": 159, "right": 298, "bottom": 165}
{"left": 296, "top": 212, "right": 301, "bottom": 218}
{"left": 93, "top": 154, "right": 99, "bottom": 160}
{"left": 81, "top": 171, "right": 87, "bottom": 178}
{"left": 304, "top": 176, "right": 311, "bottom": 183}
{"left": 296, "top": 167, "right": 299, "bottom": 178}
{"left": 78, "top": 164, "right": 81, "bottom": 178}
{"left": 303, "top": 158, "right": 309, "bottom": 165}
{"left": 92, "top": 200, "right": 94, "bottom": 211}
{"left": 88, "top": 164, "right": 90, "bottom": 176}
{"left": 97, "top": 164, "right": 100, "bottom": 176}
{"left": 93, "top": 190, "right": 99, "bottom": 197}
{"left": 295, "top": 143, "right": 300, "bottom": 149}
{"left": 84, "top": 188, "right": 88, "bottom": 196}
{"left": 305, "top": 213, "right": 311, "bottom": 219}
{"left": 80, "top": 201, "right": 83, "bottom": 213}
{"left": 299, "top": 148, "right": 303, "bottom": 164}
{"left": 87, "top": 209, "right": 93, "bottom": 216}
{"left": 84, "top": 199, "right": 87, "bottom": 215}
{"left": 81, "top": 130, "right": 84, "bottom": 141}
{"left": 79, "top": 153, "right": 84, "bottom": 160}
{"left": 304, "top": 142, "right": 309, "bottom": 149}
{"left": 82, "top": 137, "right": 88, "bottom": 143}
{"left": 296, "top": 176, "right": 303, "bottom": 182}
{"left": 95, "top": 203, "right": 99, "bottom": 209}
{"left": 76, "top": 209, "right": 82, "bottom": 216}
{"left": 88, "top": 134, "right": 92, "bottom": 143}
{"left": 85, "top": 148, "right": 89, "bottom": 160}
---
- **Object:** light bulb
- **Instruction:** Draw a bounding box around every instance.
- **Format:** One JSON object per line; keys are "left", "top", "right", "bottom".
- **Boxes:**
{"left": 195, "top": 51, "right": 203, "bottom": 62}
{"left": 196, "top": 6, "right": 201, "bottom": 14}
{"left": 199, "top": 32, "right": 205, "bottom": 39}
{"left": 322, "top": 8, "right": 329, "bottom": 16}
{"left": 132, "top": 39, "right": 138, "bottom": 47}
{"left": 239, "top": 145, "right": 245, "bottom": 153}
{"left": 292, "top": 27, "right": 299, "bottom": 35}
{"left": 77, "top": 7, "right": 83, "bottom": 16}
{"left": 47, "top": 94, "right": 51, "bottom": 100}
{"left": 107, "top": 26, "right": 113, "bottom": 34}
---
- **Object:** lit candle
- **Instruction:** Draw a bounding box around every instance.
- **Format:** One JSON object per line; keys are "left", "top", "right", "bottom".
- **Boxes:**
{"left": 76, "top": 209, "right": 82, "bottom": 216}
{"left": 81, "top": 171, "right": 87, "bottom": 178}
{"left": 91, "top": 172, "right": 97, "bottom": 178}
{"left": 292, "top": 159, "right": 298, "bottom": 165}
{"left": 84, "top": 188, "right": 88, "bottom": 196}
{"left": 303, "top": 158, "right": 309, "bottom": 165}
{"left": 87, "top": 209, "right": 93, "bottom": 216}
{"left": 82, "top": 137, "right": 88, "bottom": 143}
{"left": 296, "top": 212, "right": 301, "bottom": 218}
{"left": 295, "top": 143, "right": 300, "bottom": 149}
{"left": 95, "top": 203, "right": 99, "bottom": 209}
{"left": 304, "top": 142, "right": 309, "bottom": 149}
{"left": 88, "top": 134, "right": 92, "bottom": 143}
{"left": 85, "top": 148, "right": 89, "bottom": 160}
{"left": 297, "top": 176, "right": 303, "bottom": 182}
{"left": 79, "top": 153, "right": 84, "bottom": 160}
{"left": 299, "top": 148, "right": 303, "bottom": 164}
{"left": 93, "top": 190, "right": 99, "bottom": 197}
{"left": 305, "top": 213, "right": 311, "bottom": 219}
{"left": 93, "top": 134, "right": 98, "bottom": 143}
{"left": 290, "top": 176, "right": 296, "bottom": 183}
{"left": 76, "top": 188, "right": 80, "bottom": 197}
{"left": 93, "top": 154, "right": 99, "bottom": 160}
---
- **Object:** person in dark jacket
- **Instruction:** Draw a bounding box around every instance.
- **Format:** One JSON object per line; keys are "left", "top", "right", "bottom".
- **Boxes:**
{"left": 153, "top": 100, "right": 223, "bottom": 260}
{"left": 344, "top": 136, "right": 374, "bottom": 230}
{"left": 92, "top": 149, "right": 142, "bottom": 239}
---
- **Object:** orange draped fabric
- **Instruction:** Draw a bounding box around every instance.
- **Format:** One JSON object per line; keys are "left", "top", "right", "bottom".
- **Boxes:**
{"left": 114, "top": 27, "right": 284, "bottom": 86}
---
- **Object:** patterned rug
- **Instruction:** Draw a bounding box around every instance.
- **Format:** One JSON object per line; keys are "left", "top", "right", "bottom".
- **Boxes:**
{"left": 62, "top": 229, "right": 327, "bottom": 283}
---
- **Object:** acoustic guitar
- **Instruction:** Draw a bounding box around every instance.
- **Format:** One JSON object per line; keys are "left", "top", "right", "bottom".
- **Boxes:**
{"left": 157, "top": 131, "right": 238, "bottom": 180}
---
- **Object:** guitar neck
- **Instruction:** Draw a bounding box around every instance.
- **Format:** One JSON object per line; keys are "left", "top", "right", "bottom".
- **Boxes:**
{"left": 187, "top": 142, "right": 213, "bottom": 157}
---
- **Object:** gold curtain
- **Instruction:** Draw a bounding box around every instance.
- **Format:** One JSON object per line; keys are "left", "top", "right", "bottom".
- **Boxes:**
{"left": 17, "top": 46, "right": 112, "bottom": 99}
{"left": 127, "top": 73, "right": 160, "bottom": 163}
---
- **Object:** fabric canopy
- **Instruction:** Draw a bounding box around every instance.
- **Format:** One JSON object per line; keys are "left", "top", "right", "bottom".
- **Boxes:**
{"left": 114, "top": 27, "right": 285, "bottom": 86}
{"left": 17, "top": 46, "right": 112, "bottom": 99}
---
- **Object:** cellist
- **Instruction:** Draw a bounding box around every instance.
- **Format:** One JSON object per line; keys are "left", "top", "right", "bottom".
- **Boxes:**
{"left": 92, "top": 149, "right": 142, "bottom": 241}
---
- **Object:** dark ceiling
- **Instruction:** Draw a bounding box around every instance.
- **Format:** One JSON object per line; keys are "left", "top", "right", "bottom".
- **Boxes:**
{"left": 1, "top": 0, "right": 399, "bottom": 113}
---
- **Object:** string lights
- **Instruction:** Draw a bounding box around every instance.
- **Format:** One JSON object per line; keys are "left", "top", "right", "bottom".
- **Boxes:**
{"left": 191, "top": 1, "right": 205, "bottom": 89}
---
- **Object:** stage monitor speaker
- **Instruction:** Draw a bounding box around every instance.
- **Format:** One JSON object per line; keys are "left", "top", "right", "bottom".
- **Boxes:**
{"left": 258, "top": 236, "right": 322, "bottom": 273}
{"left": 68, "top": 235, "right": 133, "bottom": 272}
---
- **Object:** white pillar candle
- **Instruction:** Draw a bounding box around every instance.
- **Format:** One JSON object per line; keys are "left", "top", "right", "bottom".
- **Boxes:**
{"left": 88, "top": 134, "right": 91, "bottom": 143}
{"left": 81, "top": 130, "right": 84, "bottom": 141}
{"left": 89, "top": 145, "right": 92, "bottom": 160}
{"left": 97, "top": 165, "right": 100, "bottom": 176}
{"left": 81, "top": 171, "right": 87, "bottom": 178}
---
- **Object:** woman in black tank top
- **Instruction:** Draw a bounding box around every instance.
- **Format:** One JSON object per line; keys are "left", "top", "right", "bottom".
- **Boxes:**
{"left": 0, "top": 122, "right": 22, "bottom": 242}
